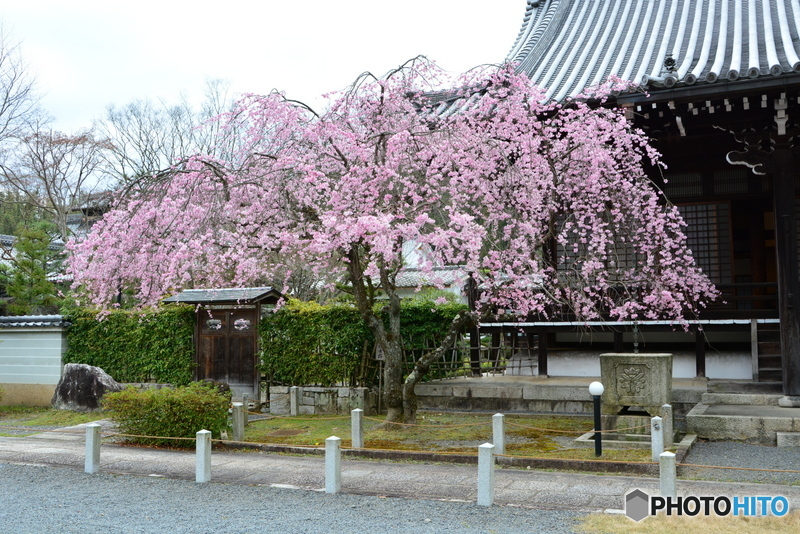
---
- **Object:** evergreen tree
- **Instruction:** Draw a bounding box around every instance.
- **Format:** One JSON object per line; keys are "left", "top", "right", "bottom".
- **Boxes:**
{"left": 0, "top": 223, "right": 62, "bottom": 315}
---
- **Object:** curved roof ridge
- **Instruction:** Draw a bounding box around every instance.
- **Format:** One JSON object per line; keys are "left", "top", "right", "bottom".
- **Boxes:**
{"left": 507, "top": 0, "right": 800, "bottom": 100}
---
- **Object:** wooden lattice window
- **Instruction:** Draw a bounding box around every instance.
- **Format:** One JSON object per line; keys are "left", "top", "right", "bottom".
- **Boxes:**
{"left": 713, "top": 169, "right": 748, "bottom": 195}
{"left": 663, "top": 172, "right": 702, "bottom": 198}
{"left": 677, "top": 203, "right": 732, "bottom": 284}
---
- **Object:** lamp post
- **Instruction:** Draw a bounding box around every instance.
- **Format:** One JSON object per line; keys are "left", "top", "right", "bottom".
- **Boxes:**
{"left": 589, "top": 381, "right": 604, "bottom": 457}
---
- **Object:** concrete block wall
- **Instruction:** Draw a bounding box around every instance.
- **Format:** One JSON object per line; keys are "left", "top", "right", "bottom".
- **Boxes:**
{"left": 268, "top": 386, "right": 377, "bottom": 415}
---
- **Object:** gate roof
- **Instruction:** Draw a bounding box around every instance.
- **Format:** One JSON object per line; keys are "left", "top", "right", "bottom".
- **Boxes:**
{"left": 162, "top": 287, "right": 282, "bottom": 305}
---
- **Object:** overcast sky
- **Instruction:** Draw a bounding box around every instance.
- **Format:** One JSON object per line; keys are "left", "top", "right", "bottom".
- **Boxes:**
{"left": 0, "top": 1, "right": 524, "bottom": 134}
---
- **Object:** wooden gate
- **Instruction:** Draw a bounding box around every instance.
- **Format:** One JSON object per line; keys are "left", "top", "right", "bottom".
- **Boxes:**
{"left": 163, "top": 287, "right": 282, "bottom": 398}
{"left": 198, "top": 308, "right": 258, "bottom": 388}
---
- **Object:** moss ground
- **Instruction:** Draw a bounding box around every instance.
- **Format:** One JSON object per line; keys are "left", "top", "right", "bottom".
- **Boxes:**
{"left": 242, "top": 411, "right": 653, "bottom": 461}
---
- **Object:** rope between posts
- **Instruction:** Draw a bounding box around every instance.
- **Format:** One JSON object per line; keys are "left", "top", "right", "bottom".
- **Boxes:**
{"left": 256, "top": 414, "right": 350, "bottom": 421}
{"left": 504, "top": 421, "right": 651, "bottom": 434}
{"left": 104, "top": 431, "right": 195, "bottom": 441}
{"left": 493, "top": 452, "right": 656, "bottom": 464}
{"left": 342, "top": 446, "right": 480, "bottom": 457}
{"left": 361, "top": 416, "right": 492, "bottom": 429}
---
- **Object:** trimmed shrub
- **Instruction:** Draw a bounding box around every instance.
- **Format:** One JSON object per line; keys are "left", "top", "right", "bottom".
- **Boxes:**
{"left": 103, "top": 382, "right": 230, "bottom": 448}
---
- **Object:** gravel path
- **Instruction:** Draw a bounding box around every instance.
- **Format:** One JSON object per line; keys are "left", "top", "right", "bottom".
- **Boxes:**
{"left": 0, "top": 463, "right": 584, "bottom": 534}
{"left": 681, "top": 441, "right": 800, "bottom": 485}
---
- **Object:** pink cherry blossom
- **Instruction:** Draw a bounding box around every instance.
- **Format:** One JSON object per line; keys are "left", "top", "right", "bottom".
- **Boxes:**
{"left": 68, "top": 59, "right": 718, "bottom": 423}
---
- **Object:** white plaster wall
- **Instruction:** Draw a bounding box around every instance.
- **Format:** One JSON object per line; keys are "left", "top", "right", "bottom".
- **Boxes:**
{"left": 0, "top": 328, "right": 66, "bottom": 385}
{"left": 541, "top": 350, "right": 751, "bottom": 379}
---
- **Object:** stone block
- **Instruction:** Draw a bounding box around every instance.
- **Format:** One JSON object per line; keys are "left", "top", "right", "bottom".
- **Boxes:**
{"left": 600, "top": 353, "right": 672, "bottom": 417}
{"left": 522, "top": 385, "right": 587, "bottom": 401}
{"left": 776, "top": 432, "right": 800, "bottom": 447}
{"left": 269, "top": 392, "right": 291, "bottom": 415}
{"left": 452, "top": 386, "right": 523, "bottom": 399}
{"left": 314, "top": 391, "right": 335, "bottom": 413}
{"left": 414, "top": 384, "right": 453, "bottom": 397}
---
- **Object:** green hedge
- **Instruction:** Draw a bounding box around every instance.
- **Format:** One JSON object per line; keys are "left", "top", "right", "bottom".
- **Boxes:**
{"left": 64, "top": 297, "right": 468, "bottom": 389}
{"left": 103, "top": 382, "right": 230, "bottom": 447}
{"left": 260, "top": 300, "right": 372, "bottom": 387}
{"left": 260, "top": 298, "right": 468, "bottom": 387}
{"left": 64, "top": 306, "right": 195, "bottom": 385}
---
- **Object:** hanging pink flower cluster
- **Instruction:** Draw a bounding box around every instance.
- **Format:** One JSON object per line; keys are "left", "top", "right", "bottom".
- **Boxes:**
{"left": 68, "top": 59, "right": 718, "bottom": 321}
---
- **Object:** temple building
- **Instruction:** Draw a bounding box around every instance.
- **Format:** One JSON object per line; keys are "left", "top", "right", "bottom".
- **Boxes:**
{"left": 491, "top": 0, "right": 800, "bottom": 403}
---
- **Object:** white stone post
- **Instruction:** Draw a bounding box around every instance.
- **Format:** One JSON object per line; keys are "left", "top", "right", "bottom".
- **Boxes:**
{"left": 659, "top": 451, "right": 677, "bottom": 498}
{"left": 492, "top": 413, "right": 506, "bottom": 456}
{"left": 290, "top": 386, "right": 301, "bottom": 416}
{"left": 196, "top": 430, "right": 212, "bottom": 483}
{"left": 84, "top": 423, "right": 101, "bottom": 474}
{"left": 351, "top": 409, "right": 364, "bottom": 449}
{"left": 477, "top": 443, "right": 495, "bottom": 506}
{"left": 662, "top": 404, "right": 673, "bottom": 448}
{"left": 232, "top": 402, "right": 245, "bottom": 442}
{"left": 242, "top": 394, "right": 250, "bottom": 426}
{"left": 651, "top": 416, "right": 664, "bottom": 462}
{"left": 325, "top": 436, "right": 342, "bottom": 494}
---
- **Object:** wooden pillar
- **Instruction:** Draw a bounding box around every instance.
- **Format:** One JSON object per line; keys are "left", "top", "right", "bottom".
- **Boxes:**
{"left": 613, "top": 331, "right": 624, "bottom": 352}
{"left": 470, "top": 326, "right": 482, "bottom": 376}
{"left": 490, "top": 332, "right": 501, "bottom": 371}
{"left": 772, "top": 144, "right": 800, "bottom": 396}
{"left": 537, "top": 327, "right": 548, "bottom": 376}
{"left": 694, "top": 327, "right": 706, "bottom": 378}
{"left": 466, "top": 276, "right": 482, "bottom": 376}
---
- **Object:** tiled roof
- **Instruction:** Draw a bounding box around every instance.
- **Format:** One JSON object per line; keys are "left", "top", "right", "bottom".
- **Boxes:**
{"left": 0, "top": 315, "right": 71, "bottom": 328}
{"left": 0, "top": 233, "right": 65, "bottom": 251}
{"left": 507, "top": 0, "right": 800, "bottom": 101}
{"left": 162, "top": 287, "right": 282, "bottom": 304}
{"left": 395, "top": 266, "right": 466, "bottom": 289}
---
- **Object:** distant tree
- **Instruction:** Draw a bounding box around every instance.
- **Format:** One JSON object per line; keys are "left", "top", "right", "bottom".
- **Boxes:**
{"left": 68, "top": 60, "right": 719, "bottom": 424}
{"left": 0, "top": 124, "right": 112, "bottom": 241}
{"left": 0, "top": 189, "right": 43, "bottom": 235}
{"left": 0, "top": 27, "right": 42, "bottom": 147}
{"left": 97, "top": 79, "right": 237, "bottom": 186}
{"left": 0, "top": 222, "right": 62, "bottom": 315}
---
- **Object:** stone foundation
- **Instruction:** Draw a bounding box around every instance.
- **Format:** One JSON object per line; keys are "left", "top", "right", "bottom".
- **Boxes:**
{"left": 268, "top": 386, "right": 378, "bottom": 415}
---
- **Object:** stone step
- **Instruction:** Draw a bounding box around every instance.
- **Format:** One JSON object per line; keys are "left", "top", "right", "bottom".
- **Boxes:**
{"left": 687, "top": 403, "right": 800, "bottom": 445}
{"left": 706, "top": 381, "right": 782, "bottom": 394}
{"left": 700, "top": 392, "right": 783, "bottom": 406}
{"left": 776, "top": 432, "right": 800, "bottom": 447}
